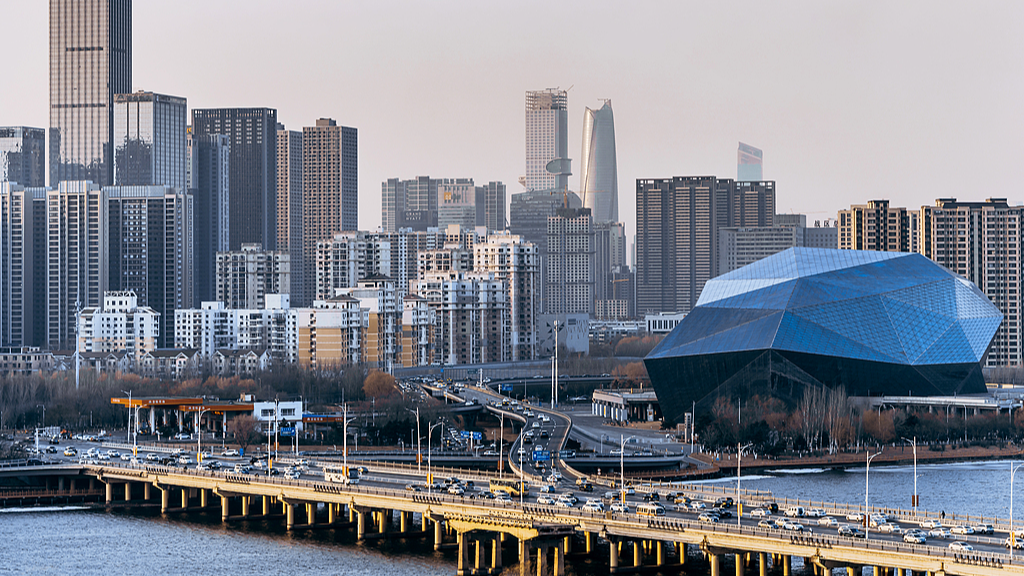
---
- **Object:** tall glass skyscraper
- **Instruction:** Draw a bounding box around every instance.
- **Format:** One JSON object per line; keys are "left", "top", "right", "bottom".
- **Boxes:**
{"left": 113, "top": 91, "right": 187, "bottom": 190}
{"left": 0, "top": 127, "right": 46, "bottom": 187}
{"left": 49, "top": 0, "right": 132, "bottom": 188}
{"left": 580, "top": 100, "right": 618, "bottom": 223}
{"left": 524, "top": 89, "right": 568, "bottom": 192}
{"left": 738, "top": 142, "right": 763, "bottom": 181}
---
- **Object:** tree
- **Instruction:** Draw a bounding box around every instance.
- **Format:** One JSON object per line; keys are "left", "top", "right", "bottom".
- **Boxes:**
{"left": 226, "top": 414, "right": 261, "bottom": 454}
{"left": 363, "top": 370, "right": 397, "bottom": 399}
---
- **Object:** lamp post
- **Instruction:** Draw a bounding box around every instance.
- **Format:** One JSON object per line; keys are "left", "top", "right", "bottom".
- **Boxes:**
{"left": 36, "top": 404, "right": 45, "bottom": 428}
{"left": 902, "top": 436, "right": 919, "bottom": 516}
{"left": 120, "top": 390, "right": 133, "bottom": 446}
{"left": 498, "top": 411, "right": 505, "bottom": 473}
{"left": 737, "top": 442, "right": 753, "bottom": 526}
{"left": 620, "top": 434, "right": 636, "bottom": 506}
{"left": 690, "top": 401, "right": 696, "bottom": 454}
{"left": 406, "top": 407, "right": 422, "bottom": 474}
{"left": 342, "top": 403, "right": 356, "bottom": 483}
{"left": 427, "top": 420, "right": 443, "bottom": 493}
{"left": 196, "top": 407, "right": 210, "bottom": 465}
{"left": 1011, "top": 461, "right": 1024, "bottom": 559}
{"left": 865, "top": 450, "right": 882, "bottom": 540}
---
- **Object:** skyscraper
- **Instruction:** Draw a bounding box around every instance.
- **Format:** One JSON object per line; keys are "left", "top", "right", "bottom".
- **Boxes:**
{"left": 113, "top": 91, "right": 187, "bottom": 190}
{"left": 302, "top": 118, "right": 358, "bottom": 306}
{"left": 838, "top": 200, "right": 916, "bottom": 253}
{"left": 525, "top": 89, "right": 568, "bottom": 192}
{"left": 546, "top": 207, "right": 595, "bottom": 315}
{"left": 0, "top": 183, "right": 46, "bottom": 347}
{"left": 276, "top": 126, "right": 303, "bottom": 304}
{"left": 580, "top": 100, "right": 618, "bottom": 223}
{"left": 479, "top": 181, "right": 506, "bottom": 231}
{"left": 49, "top": 0, "right": 132, "bottom": 188}
{"left": 438, "top": 178, "right": 479, "bottom": 230}
{"left": 0, "top": 127, "right": 46, "bottom": 187}
{"left": 187, "top": 131, "right": 230, "bottom": 305}
{"left": 191, "top": 108, "right": 278, "bottom": 250}
{"left": 737, "top": 142, "right": 763, "bottom": 181}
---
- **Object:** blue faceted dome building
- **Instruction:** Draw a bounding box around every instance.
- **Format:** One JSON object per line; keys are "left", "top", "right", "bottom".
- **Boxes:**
{"left": 645, "top": 248, "right": 1003, "bottom": 425}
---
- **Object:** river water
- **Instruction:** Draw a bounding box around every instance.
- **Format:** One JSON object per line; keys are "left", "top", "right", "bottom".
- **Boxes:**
{"left": 0, "top": 459, "right": 1014, "bottom": 575}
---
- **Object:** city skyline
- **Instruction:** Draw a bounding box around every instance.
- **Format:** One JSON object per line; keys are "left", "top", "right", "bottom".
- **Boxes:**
{"left": 5, "top": 2, "right": 1020, "bottom": 246}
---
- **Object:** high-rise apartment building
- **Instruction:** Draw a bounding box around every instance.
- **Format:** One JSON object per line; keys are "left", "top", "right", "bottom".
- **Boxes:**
{"left": 546, "top": 207, "right": 595, "bottom": 315}
{"left": 315, "top": 231, "right": 391, "bottom": 302}
{"left": 480, "top": 181, "right": 506, "bottom": 231}
{"left": 413, "top": 271, "right": 508, "bottom": 366}
{"left": 113, "top": 91, "right": 187, "bottom": 189}
{"left": 302, "top": 118, "right": 358, "bottom": 306}
{"left": 920, "top": 198, "right": 1024, "bottom": 367}
{"left": 838, "top": 200, "right": 916, "bottom": 253}
{"left": 215, "top": 244, "right": 290, "bottom": 311}
{"left": 47, "top": 181, "right": 108, "bottom": 349}
{"left": 106, "top": 185, "right": 193, "bottom": 347}
{"left": 187, "top": 131, "right": 230, "bottom": 304}
{"left": 636, "top": 176, "right": 776, "bottom": 315}
{"left": 474, "top": 233, "right": 538, "bottom": 360}
{"left": 0, "top": 183, "right": 47, "bottom": 347}
{"left": 0, "top": 127, "right": 46, "bottom": 187}
{"left": 276, "top": 126, "right": 303, "bottom": 304}
{"left": 383, "top": 177, "right": 505, "bottom": 233}
{"left": 49, "top": 0, "right": 132, "bottom": 188}
{"left": 738, "top": 142, "right": 763, "bottom": 181}
{"left": 191, "top": 108, "right": 278, "bottom": 250}
{"left": 525, "top": 89, "right": 568, "bottom": 192}
{"left": 580, "top": 100, "right": 618, "bottom": 223}
{"left": 78, "top": 290, "right": 159, "bottom": 365}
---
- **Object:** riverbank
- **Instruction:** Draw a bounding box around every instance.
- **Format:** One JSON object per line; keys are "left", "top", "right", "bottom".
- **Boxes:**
{"left": 699, "top": 443, "right": 1024, "bottom": 472}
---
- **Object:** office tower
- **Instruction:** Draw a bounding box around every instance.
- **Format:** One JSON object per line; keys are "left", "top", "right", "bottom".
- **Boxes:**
{"left": 510, "top": 189, "right": 581, "bottom": 312}
{"left": 187, "top": 131, "right": 230, "bottom": 304}
{"left": 191, "top": 108, "right": 278, "bottom": 250}
{"left": 525, "top": 89, "right": 568, "bottom": 192}
{"left": 382, "top": 176, "right": 438, "bottom": 232}
{"left": 0, "top": 128, "right": 46, "bottom": 187}
{"left": 276, "top": 126, "right": 303, "bottom": 304}
{"left": 49, "top": 0, "right": 132, "bottom": 188}
{"left": 113, "top": 91, "right": 187, "bottom": 189}
{"left": 0, "top": 183, "right": 47, "bottom": 347}
{"left": 106, "top": 185, "right": 193, "bottom": 347}
{"left": 636, "top": 176, "right": 776, "bottom": 315}
{"left": 738, "top": 142, "right": 763, "bottom": 181}
{"left": 480, "top": 181, "right": 506, "bottom": 231}
{"left": 438, "top": 178, "right": 478, "bottom": 229}
{"left": 315, "top": 231, "right": 391, "bottom": 301}
{"left": 546, "top": 207, "right": 595, "bottom": 315}
{"left": 580, "top": 100, "right": 618, "bottom": 223}
{"left": 215, "top": 244, "right": 290, "bottom": 310}
{"left": 920, "top": 198, "right": 1024, "bottom": 367}
{"left": 474, "top": 232, "right": 539, "bottom": 360}
{"left": 47, "top": 181, "right": 108, "bottom": 349}
{"left": 838, "top": 200, "right": 915, "bottom": 252}
{"left": 302, "top": 118, "right": 358, "bottom": 306}
{"left": 78, "top": 290, "right": 159, "bottom": 365}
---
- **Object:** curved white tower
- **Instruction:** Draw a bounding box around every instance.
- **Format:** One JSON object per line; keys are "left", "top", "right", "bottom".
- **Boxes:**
{"left": 580, "top": 100, "right": 618, "bottom": 223}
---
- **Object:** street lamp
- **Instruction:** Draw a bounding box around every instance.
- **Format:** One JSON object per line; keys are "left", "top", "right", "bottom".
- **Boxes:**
{"left": 342, "top": 403, "right": 356, "bottom": 483}
{"left": 427, "top": 420, "right": 443, "bottom": 493}
{"left": 196, "top": 407, "right": 210, "bottom": 465}
{"left": 865, "top": 450, "right": 882, "bottom": 540}
{"left": 36, "top": 404, "right": 45, "bottom": 428}
{"left": 406, "top": 407, "right": 422, "bottom": 474}
{"left": 737, "top": 442, "right": 753, "bottom": 526}
{"left": 902, "top": 436, "right": 919, "bottom": 516}
{"left": 620, "top": 434, "right": 636, "bottom": 506}
{"left": 498, "top": 411, "right": 505, "bottom": 473}
{"left": 1011, "top": 461, "right": 1024, "bottom": 559}
{"left": 120, "top": 390, "right": 134, "bottom": 448}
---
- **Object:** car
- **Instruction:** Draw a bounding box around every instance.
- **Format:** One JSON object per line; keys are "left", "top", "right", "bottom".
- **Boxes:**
{"left": 949, "top": 542, "right": 974, "bottom": 552}
{"left": 582, "top": 501, "right": 605, "bottom": 512}
{"left": 818, "top": 516, "right": 839, "bottom": 527}
{"left": 785, "top": 506, "right": 805, "bottom": 517}
{"left": 539, "top": 430, "right": 549, "bottom": 439}
{"left": 495, "top": 492, "right": 512, "bottom": 503}
{"left": 45, "top": 446, "right": 58, "bottom": 454}
{"left": 540, "top": 485, "right": 556, "bottom": 493}
{"left": 690, "top": 501, "right": 706, "bottom": 510}
{"left": 845, "top": 513, "right": 864, "bottom": 523}
{"left": 758, "top": 519, "right": 775, "bottom": 529}
{"left": 532, "top": 422, "right": 541, "bottom": 428}
{"left": 221, "top": 449, "right": 240, "bottom": 457}
{"left": 178, "top": 456, "right": 193, "bottom": 465}
{"left": 448, "top": 485, "right": 465, "bottom": 495}
{"left": 838, "top": 525, "right": 864, "bottom": 538}
{"left": 610, "top": 502, "right": 630, "bottom": 513}
{"left": 920, "top": 519, "right": 943, "bottom": 529}
{"left": 806, "top": 508, "right": 826, "bottom": 518}
{"left": 774, "top": 517, "right": 790, "bottom": 528}
{"left": 545, "top": 475, "right": 560, "bottom": 484}
{"left": 107, "top": 450, "right": 120, "bottom": 458}
{"left": 120, "top": 453, "right": 132, "bottom": 461}
{"left": 717, "top": 509, "right": 734, "bottom": 519}
{"left": 714, "top": 497, "right": 734, "bottom": 508}
{"left": 973, "top": 523, "right": 994, "bottom": 535}
{"left": 560, "top": 492, "right": 579, "bottom": 505}
{"left": 1005, "top": 537, "right": 1024, "bottom": 549}
{"left": 174, "top": 433, "right": 190, "bottom": 440}
{"left": 555, "top": 498, "right": 574, "bottom": 508}
{"left": 234, "top": 464, "right": 252, "bottom": 474}
{"left": 904, "top": 532, "right": 927, "bottom": 544}
{"left": 537, "top": 495, "right": 555, "bottom": 505}
{"left": 950, "top": 525, "right": 974, "bottom": 535}
{"left": 63, "top": 447, "right": 77, "bottom": 457}
{"left": 878, "top": 523, "right": 902, "bottom": 534}
{"left": 643, "top": 492, "right": 661, "bottom": 502}
{"left": 928, "top": 528, "right": 952, "bottom": 539}
{"left": 783, "top": 522, "right": 806, "bottom": 532}
{"left": 145, "top": 453, "right": 159, "bottom": 461}
{"left": 97, "top": 453, "right": 110, "bottom": 460}
{"left": 751, "top": 508, "right": 770, "bottom": 518}
{"left": 699, "top": 513, "right": 719, "bottom": 523}
{"left": 624, "top": 486, "right": 636, "bottom": 495}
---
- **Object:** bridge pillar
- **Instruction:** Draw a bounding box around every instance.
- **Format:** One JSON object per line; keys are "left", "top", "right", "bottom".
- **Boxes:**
{"left": 710, "top": 553, "right": 721, "bottom": 576}
{"left": 491, "top": 536, "right": 502, "bottom": 573}
{"left": 585, "top": 532, "right": 594, "bottom": 554}
{"left": 554, "top": 541, "right": 565, "bottom": 576}
{"left": 520, "top": 539, "right": 532, "bottom": 576}
{"left": 847, "top": 567, "right": 857, "bottom": 576}
{"left": 735, "top": 553, "right": 744, "bottom": 576}
{"left": 564, "top": 535, "right": 571, "bottom": 555}
{"left": 474, "top": 539, "right": 485, "bottom": 575}
{"left": 656, "top": 541, "right": 665, "bottom": 566}
{"left": 782, "top": 555, "right": 790, "bottom": 576}
{"left": 328, "top": 503, "right": 335, "bottom": 525}
{"left": 200, "top": 488, "right": 208, "bottom": 508}
{"left": 759, "top": 552, "right": 768, "bottom": 576}
{"left": 357, "top": 510, "right": 367, "bottom": 541}
{"left": 434, "top": 519, "right": 444, "bottom": 550}
{"left": 873, "top": 567, "right": 881, "bottom": 576}
{"left": 144, "top": 482, "right": 151, "bottom": 501}
{"left": 123, "top": 482, "right": 132, "bottom": 502}
{"left": 609, "top": 540, "right": 619, "bottom": 573}
{"left": 262, "top": 496, "right": 269, "bottom": 516}
{"left": 678, "top": 542, "right": 686, "bottom": 564}
{"left": 306, "top": 503, "right": 314, "bottom": 526}
{"left": 457, "top": 532, "right": 471, "bottom": 576}
{"left": 89, "top": 478, "right": 96, "bottom": 491}
{"left": 422, "top": 512, "right": 429, "bottom": 532}
{"left": 536, "top": 544, "right": 548, "bottom": 576}
{"left": 242, "top": 496, "right": 250, "bottom": 518}
{"left": 181, "top": 487, "right": 188, "bottom": 510}
{"left": 378, "top": 510, "right": 388, "bottom": 534}
{"left": 633, "top": 541, "right": 643, "bottom": 569}
{"left": 221, "top": 495, "right": 230, "bottom": 521}
{"left": 105, "top": 481, "right": 113, "bottom": 504}
{"left": 159, "top": 487, "right": 169, "bottom": 513}
{"left": 349, "top": 503, "right": 355, "bottom": 523}
{"left": 286, "top": 503, "right": 295, "bottom": 531}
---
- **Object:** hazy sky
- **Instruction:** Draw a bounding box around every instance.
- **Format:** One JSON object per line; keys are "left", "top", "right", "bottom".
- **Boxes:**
{"left": 5, "top": 1, "right": 1024, "bottom": 249}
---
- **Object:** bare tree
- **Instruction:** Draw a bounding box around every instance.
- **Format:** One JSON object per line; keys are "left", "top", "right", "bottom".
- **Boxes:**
{"left": 226, "top": 414, "right": 261, "bottom": 454}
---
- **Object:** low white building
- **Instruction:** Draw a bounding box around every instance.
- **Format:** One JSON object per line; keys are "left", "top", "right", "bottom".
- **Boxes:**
{"left": 79, "top": 291, "right": 160, "bottom": 366}
{"left": 253, "top": 400, "right": 304, "bottom": 435}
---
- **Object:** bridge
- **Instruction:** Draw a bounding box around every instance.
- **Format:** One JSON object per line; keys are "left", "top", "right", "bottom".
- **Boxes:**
{"left": 2, "top": 458, "right": 1019, "bottom": 576}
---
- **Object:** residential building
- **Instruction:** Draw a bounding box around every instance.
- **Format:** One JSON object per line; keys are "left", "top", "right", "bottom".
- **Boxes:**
{"left": 106, "top": 185, "right": 193, "bottom": 347}
{"left": 213, "top": 348, "right": 270, "bottom": 376}
{"left": 335, "top": 275, "right": 399, "bottom": 373}
{"left": 400, "top": 294, "right": 433, "bottom": 368}
{"left": 187, "top": 130, "right": 230, "bottom": 304}
{"left": 191, "top": 108, "right": 278, "bottom": 250}
{"left": 412, "top": 271, "right": 508, "bottom": 365}
{"left": 113, "top": 91, "right": 187, "bottom": 189}
{"left": 49, "top": 0, "right": 132, "bottom": 188}
{"left": 47, "top": 181, "right": 108, "bottom": 349}
{"left": 78, "top": 291, "right": 159, "bottom": 365}
{"left": 580, "top": 100, "right": 618, "bottom": 223}
{"left": 596, "top": 265, "right": 634, "bottom": 320}
{"left": 293, "top": 297, "right": 364, "bottom": 368}
{"left": 525, "top": 88, "right": 569, "bottom": 192}
{"left": 0, "top": 127, "right": 46, "bottom": 187}
{"left": 474, "top": 232, "right": 539, "bottom": 360}
{"left": 718, "top": 226, "right": 802, "bottom": 274}
{"left": 276, "top": 125, "right": 303, "bottom": 304}
{"left": 546, "top": 207, "right": 595, "bottom": 315}
{"left": 737, "top": 142, "right": 763, "bottom": 181}
{"left": 509, "top": 189, "right": 581, "bottom": 312}
{"left": 0, "top": 347, "right": 55, "bottom": 375}
{"left": 838, "top": 200, "right": 916, "bottom": 253}
{"left": 174, "top": 295, "right": 291, "bottom": 363}
{"left": 139, "top": 348, "right": 199, "bottom": 380}
{"left": 215, "top": 244, "right": 290, "bottom": 310}
{"left": 315, "top": 231, "right": 391, "bottom": 301}
{"left": 0, "top": 183, "right": 46, "bottom": 347}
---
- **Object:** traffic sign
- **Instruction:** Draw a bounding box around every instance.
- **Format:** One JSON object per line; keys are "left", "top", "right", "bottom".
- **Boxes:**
{"left": 532, "top": 450, "right": 551, "bottom": 462}
{"left": 559, "top": 450, "right": 576, "bottom": 459}
{"left": 500, "top": 384, "right": 513, "bottom": 392}
{"left": 460, "top": 431, "right": 483, "bottom": 440}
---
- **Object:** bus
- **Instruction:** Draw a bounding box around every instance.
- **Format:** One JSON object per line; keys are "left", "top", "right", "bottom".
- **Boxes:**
{"left": 636, "top": 502, "right": 666, "bottom": 517}
{"left": 490, "top": 478, "right": 530, "bottom": 497}
{"left": 325, "top": 466, "right": 359, "bottom": 485}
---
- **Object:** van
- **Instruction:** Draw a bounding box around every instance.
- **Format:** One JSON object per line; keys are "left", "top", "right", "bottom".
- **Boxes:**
{"left": 785, "top": 506, "right": 806, "bottom": 518}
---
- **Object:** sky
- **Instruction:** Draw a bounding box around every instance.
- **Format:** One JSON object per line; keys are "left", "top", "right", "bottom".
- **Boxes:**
{"left": 5, "top": 1, "right": 1024, "bottom": 252}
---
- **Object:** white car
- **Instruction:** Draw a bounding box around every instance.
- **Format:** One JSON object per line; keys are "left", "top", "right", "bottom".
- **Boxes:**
{"left": 878, "top": 523, "right": 902, "bottom": 534}
{"left": 928, "top": 528, "right": 952, "bottom": 539}
{"left": 949, "top": 542, "right": 974, "bottom": 552}
{"left": 690, "top": 501, "right": 706, "bottom": 510}
{"left": 582, "top": 501, "right": 605, "bottom": 512}
{"left": 806, "top": 508, "right": 826, "bottom": 518}
{"left": 145, "top": 453, "right": 159, "bottom": 461}
{"left": 610, "top": 502, "right": 630, "bottom": 514}
{"left": 555, "top": 498, "right": 574, "bottom": 508}
{"left": 783, "top": 522, "right": 806, "bottom": 532}
{"left": 448, "top": 485, "right": 465, "bottom": 495}
{"left": 221, "top": 449, "right": 240, "bottom": 457}
{"left": 920, "top": 519, "right": 942, "bottom": 529}
{"left": 818, "top": 516, "right": 839, "bottom": 527}
{"left": 537, "top": 495, "right": 555, "bottom": 505}
{"left": 750, "top": 508, "right": 770, "bottom": 518}
{"left": 845, "top": 513, "right": 864, "bottom": 522}
{"left": 950, "top": 525, "right": 974, "bottom": 535}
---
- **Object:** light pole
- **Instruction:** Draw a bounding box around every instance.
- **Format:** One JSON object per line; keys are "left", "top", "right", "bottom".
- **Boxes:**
{"left": 737, "top": 442, "right": 753, "bottom": 526}
{"left": 620, "top": 434, "right": 636, "bottom": 506}
{"left": 902, "top": 436, "right": 919, "bottom": 516}
{"left": 428, "top": 420, "right": 443, "bottom": 493}
{"left": 120, "top": 390, "right": 133, "bottom": 445}
{"left": 406, "top": 407, "right": 422, "bottom": 474}
{"left": 498, "top": 411, "right": 505, "bottom": 473}
{"left": 1011, "top": 461, "right": 1024, "bottom": 559}
{"left": 36, "top": 404, "right": 45, "bottom": 429}
{"left": 342, "top": 403, "right": 356, "bottom": 483}
{"left": 690, "top": 401, "right": 696, "bottom": 454}
{"left": 865, "top": 450, "right": 882, "bottom": 540}
{"left": 196, "top": 407, "right": 210, "bottom": 465}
